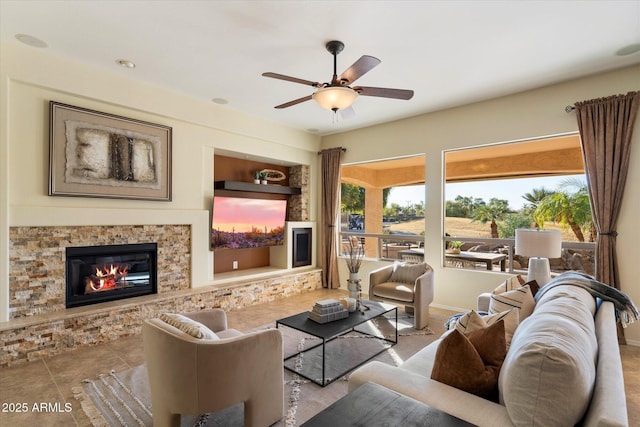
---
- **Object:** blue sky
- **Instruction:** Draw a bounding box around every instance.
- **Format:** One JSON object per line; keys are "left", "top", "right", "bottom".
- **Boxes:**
{"left": 387, "top": 174, "right": 586, "bottom": 211}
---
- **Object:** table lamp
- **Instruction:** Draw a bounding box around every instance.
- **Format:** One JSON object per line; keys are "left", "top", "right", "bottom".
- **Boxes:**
{"left": 515, "top": 229, "right": 562, "bottom": 285}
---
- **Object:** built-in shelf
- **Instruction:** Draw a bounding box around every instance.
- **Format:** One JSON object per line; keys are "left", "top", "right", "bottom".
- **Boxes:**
{"left": 214, "top": 180, "right": 301, "bottom": 195}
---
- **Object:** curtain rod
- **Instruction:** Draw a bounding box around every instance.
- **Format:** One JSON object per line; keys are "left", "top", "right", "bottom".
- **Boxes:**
{"left": 317, "top": 147, "right": 347, "bottom": 154}
{"left": 565, "top": 105, "right": 576, "bottom": 113}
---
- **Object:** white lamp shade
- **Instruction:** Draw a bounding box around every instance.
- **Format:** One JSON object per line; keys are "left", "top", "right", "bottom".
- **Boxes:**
{"left": 312, "top": 86, "right": 358, "bottom": 110}
{"left": 515, "top": 229, "right": 562, "bottom": 259}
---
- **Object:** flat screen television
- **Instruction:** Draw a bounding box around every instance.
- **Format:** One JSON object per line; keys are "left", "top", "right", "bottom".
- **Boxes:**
{"left": 211, "top": 196, "right": 287, "bottom": 250}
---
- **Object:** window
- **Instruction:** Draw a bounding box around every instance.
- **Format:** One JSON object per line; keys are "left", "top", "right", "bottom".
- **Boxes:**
{"left": 340, "top": 155, "right": 425, "bottom": 260}
{"left": 443, "top": 134, "right": 595, "bottom": 275}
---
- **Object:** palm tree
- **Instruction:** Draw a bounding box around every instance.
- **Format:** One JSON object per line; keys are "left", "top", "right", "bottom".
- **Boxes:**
{"left": 533, "top": 178, "right": 593, "bottom": 242}
{"left": 522, "top": 187, "right": 556, "bottom": 228}
{"left": 472, "top": 198, "right": 511, "bottom": 238}
{"left": 522, "top": 187, "right": 555, "bottom": 207}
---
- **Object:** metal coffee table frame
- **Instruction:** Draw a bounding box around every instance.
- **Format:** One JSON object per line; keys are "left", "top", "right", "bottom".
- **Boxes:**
{"left": 276, "top": 300, "right": 398, "bottom": 387}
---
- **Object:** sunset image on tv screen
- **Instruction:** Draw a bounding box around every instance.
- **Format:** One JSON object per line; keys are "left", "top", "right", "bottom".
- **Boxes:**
{"left": 211, "top": 196, "right": 286, "bottom": 250}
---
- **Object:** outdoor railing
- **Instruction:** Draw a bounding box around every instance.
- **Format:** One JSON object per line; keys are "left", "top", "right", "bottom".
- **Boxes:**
{"left": 339, "top": 231, "right": 596, "bottom": 276}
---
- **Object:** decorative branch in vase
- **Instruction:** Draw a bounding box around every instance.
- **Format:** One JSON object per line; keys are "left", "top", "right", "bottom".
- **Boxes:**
{"left": 343, "top": 236, "right": 368, "bottom": 313}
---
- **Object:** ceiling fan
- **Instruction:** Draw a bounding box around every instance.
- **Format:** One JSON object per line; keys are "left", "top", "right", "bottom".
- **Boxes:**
{"left": 262, "top": 40, "right": 414, "bottom": 115}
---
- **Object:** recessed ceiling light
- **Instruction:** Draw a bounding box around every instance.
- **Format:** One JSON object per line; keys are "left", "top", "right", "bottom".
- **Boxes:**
{"left": 116, "top": 59, "right": 136, "bottom": 69}
{"left": 616, "top": 43, "right": 640, "bottom": 56}
{"left": 15, "top": 34, "right": 48, "bottom": 48}
{"left": 212, "top": 98, "right": 229, "bottom": 105}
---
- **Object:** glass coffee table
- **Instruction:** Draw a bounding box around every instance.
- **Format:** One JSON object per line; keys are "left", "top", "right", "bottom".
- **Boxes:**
{"left": 276, "top": 299, "right": 398, "bottom": 387}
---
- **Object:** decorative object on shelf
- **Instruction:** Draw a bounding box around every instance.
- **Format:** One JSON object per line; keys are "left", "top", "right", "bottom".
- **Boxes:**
{"left": 445, "top": 240, "right": 463, "bottom": 254}
{"left": 253, "top": 171, "right": 261, "bottom": 184}
{"left": 259, "top": 171, "right": 268, "bottom": 185}
{"left": 259, "top": 168, "right": 287, "bottom": 182}
{"left": 49, "top": 101, "right": 172, "bottom": 201}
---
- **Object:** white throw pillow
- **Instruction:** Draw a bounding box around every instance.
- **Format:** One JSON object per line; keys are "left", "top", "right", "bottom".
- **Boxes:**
{"left": 489, "top": 284, "right": 535, "bottom": 321}
{"left": 160, "top": 313, "right": 220, "bottom": 340}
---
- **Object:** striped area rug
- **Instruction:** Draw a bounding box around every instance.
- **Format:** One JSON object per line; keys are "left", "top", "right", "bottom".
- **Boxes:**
{"left": 73, "top": 314, "right": 437, "bottom": 426}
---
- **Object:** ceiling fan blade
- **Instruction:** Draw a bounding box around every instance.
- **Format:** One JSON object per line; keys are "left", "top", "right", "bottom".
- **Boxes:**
{"left": 339, "top": 106, "right": 356, "bottom": 120}
{"left": 262, "top": 72, "right": 320, "bottom": 87}
{"left": 338, "top": 55, "right": 381, "bottom": 85}
{"left": 354, "top": 86, "right": 414, "bottom": 100}
{"left": 274, "top": 95, "right": 313, "bottom": 109}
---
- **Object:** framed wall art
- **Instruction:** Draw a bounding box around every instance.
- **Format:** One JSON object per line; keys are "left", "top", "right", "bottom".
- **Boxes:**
{"left": 49, "top": 101, "right": 172, "bottom": 201}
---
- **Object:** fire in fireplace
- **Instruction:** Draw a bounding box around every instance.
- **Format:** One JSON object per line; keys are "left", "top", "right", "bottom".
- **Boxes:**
{"left": 66, "top": 243, "right": 157, "bottom": 308}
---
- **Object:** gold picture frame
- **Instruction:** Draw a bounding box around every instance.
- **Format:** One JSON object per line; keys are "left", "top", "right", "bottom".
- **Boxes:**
{"left": 49, "top": 101, "right": 172, "bottom": 201}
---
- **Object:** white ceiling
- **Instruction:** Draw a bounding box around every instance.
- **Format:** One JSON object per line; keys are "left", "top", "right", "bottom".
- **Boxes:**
{"left": 1, "top": 0, "right": 639, "bottom": 135}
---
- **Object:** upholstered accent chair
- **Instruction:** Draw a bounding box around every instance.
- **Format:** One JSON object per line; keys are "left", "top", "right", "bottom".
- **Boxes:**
{"left": 142, "top": 309, "right": 283, "bottom": 427}
{"left": 368, "top": 262, "right": 434, "bottom": 329}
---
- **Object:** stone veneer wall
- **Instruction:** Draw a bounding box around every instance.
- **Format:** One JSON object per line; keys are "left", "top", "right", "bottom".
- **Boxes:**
{"left": 0, "top": 269, "right": 321, "bottom": 367}
{"left": 9, "top": 225, "right": 191, "bottom": 319}
{"left": 288, "top": 164, "right": 310, "bottom": 221}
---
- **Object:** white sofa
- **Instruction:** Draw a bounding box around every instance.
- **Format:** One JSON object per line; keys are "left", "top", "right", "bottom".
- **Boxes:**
{"left": 348, "top": 283, "right": 628, "bottom": 426}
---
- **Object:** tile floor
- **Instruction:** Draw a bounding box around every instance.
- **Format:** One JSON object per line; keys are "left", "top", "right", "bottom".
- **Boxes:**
{"left": 1, "top": 288, "right": 638, "bottom": 426}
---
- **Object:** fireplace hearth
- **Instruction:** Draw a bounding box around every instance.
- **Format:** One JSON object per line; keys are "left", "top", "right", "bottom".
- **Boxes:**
{"left": 66, "top": 243, "right": 157, "bottom": 308}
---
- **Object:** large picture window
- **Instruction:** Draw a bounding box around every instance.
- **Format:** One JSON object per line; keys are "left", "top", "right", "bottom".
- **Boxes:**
{"left": 443, "top": 134, "right": 595, "bottom": 276}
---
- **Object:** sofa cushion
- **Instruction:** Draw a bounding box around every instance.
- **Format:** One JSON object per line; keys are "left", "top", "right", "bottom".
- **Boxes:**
{"left": 388, "top": 262, "right": 427, "bottom": 284}
{"left": 498, "top": 285, "right": 597, "bottom": 426}
{"left": 160, "top": 313, "right": 220, "bottom": 340}
{"left": 431, "top": 320, "right": 506, "bottom": 401}
{"left": 452, "top": 309, "right": 519, "bottom": 349}
{"left": 372, "top": 281, "right": 414, "bottom": 302}
{"left": 489, "top": 284, "right": 535, "bottom": 321}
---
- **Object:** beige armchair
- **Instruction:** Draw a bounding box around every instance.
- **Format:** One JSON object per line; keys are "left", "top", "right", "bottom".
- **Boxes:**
{"left": 142, "top": 309, "right": 283, "bottom": 427}
{"left": 368, "top": 262, "right": 434, "bottom": 329}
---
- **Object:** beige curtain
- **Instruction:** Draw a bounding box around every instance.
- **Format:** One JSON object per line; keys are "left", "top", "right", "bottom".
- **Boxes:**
{"left": 575, "top": 91, "right": 640, "bottom": 343}
{"left": 321, "top": 147, "right": 343, "bottom": 288}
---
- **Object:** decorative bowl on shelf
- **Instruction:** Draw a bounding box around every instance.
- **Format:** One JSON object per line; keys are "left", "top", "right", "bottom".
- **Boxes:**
{"left": 260, "top": 169, "right": 286, "bottom": 182}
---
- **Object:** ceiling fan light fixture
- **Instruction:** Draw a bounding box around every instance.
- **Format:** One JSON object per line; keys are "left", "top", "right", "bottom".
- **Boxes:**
{"left": 312, "top": 86, "right": 358, "bottom": 111}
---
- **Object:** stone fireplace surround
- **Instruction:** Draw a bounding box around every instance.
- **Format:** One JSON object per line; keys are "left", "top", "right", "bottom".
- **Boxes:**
{"left": 2, "top": 222, "right": 321, "bottom": 367}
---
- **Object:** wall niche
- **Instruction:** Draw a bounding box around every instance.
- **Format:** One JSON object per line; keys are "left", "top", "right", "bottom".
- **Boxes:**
{"left": 212, "top": 154, "right": 309, "bottom": 274}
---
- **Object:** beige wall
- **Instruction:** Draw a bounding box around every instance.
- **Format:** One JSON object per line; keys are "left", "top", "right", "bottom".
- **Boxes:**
{"left": 2, "top": 41, "right": 639, "bottom": 344}
{"left": 0, "top": 42, "right": 321, "bottom": 322}
{"left": 324, "top": 65, "right": 640, "bottom": 345}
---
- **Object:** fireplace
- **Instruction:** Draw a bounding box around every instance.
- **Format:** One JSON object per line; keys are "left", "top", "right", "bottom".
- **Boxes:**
{"left": 292, "top": 228, "right": 312, "bottom": 267}
{"left": 66, "top": 243, "right": 157, "bottom": 308}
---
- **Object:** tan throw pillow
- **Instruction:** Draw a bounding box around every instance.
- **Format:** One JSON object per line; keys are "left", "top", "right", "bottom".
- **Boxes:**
{"left": 489, "top": 285, "right": 535, "bottom": 321}
{"left": 160, "top": 313, "right": 220, "bottom": 340}
{"left": 492, "top": 275, "right": 541, "bottom": 297}
{"left": 431, "top": 320, "right": 507, "bottom": 401}
{"left": 453, "top": 309, "right": 519, "bottom": 349}
{"left": 388, "top": 262, "right": 427, "bottom": 284}
{"left": 491, "top": 275, "right": 525, "bottom": 294}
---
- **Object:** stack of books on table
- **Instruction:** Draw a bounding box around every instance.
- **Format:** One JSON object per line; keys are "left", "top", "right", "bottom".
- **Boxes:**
{"left": 309, "top": 299, "right": 349, "bottom": 324}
